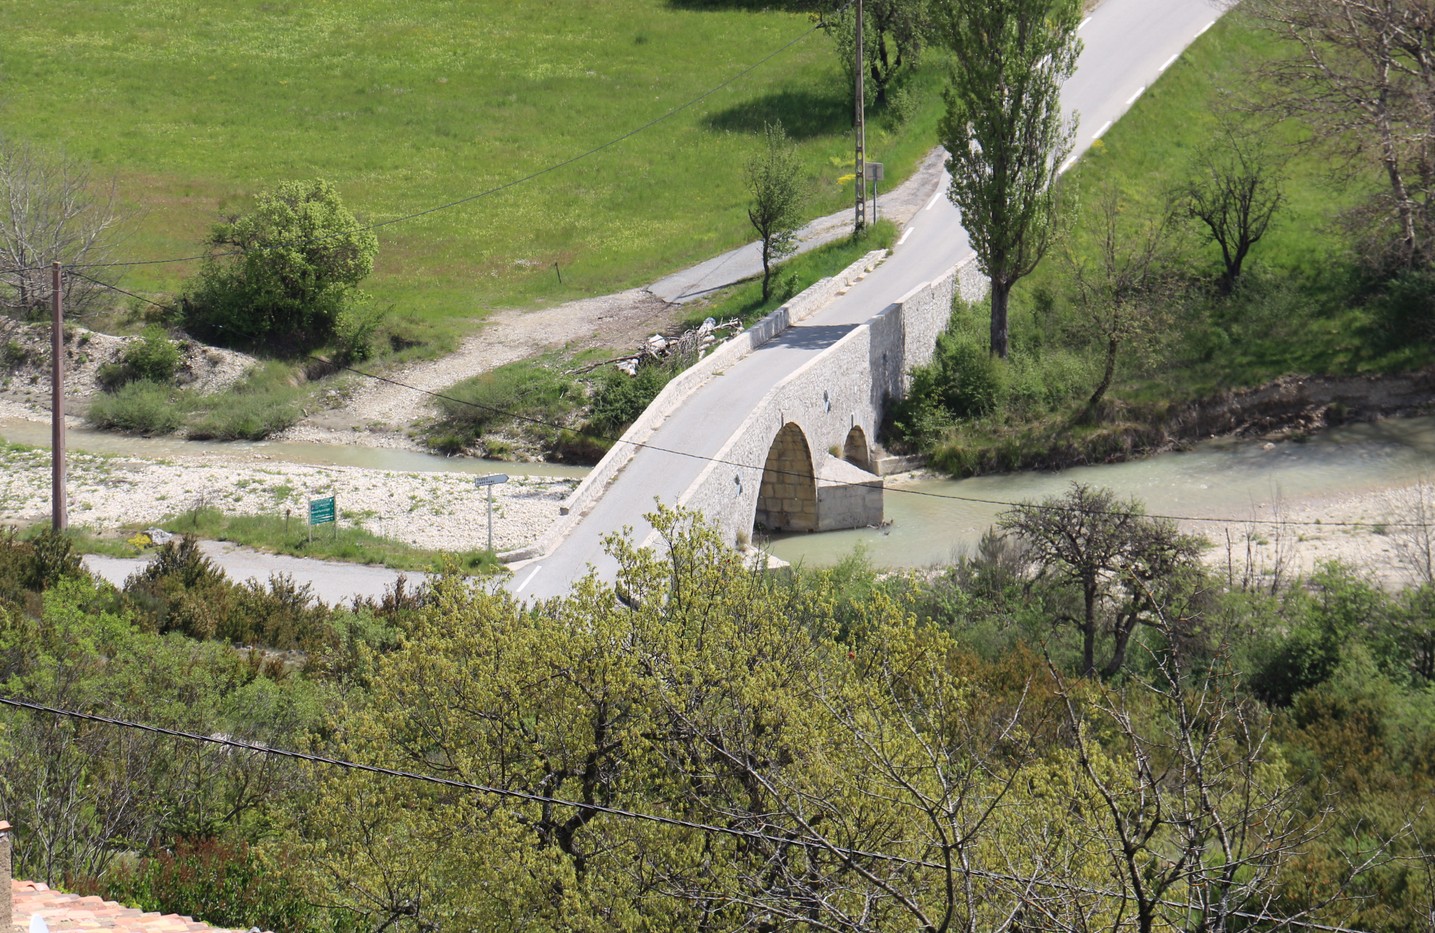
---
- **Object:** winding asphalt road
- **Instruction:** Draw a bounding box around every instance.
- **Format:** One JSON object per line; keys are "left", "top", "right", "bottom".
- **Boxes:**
{"left": 511, "top": 0, "right": 1228, "bottom": 602}
{"left": 82, "top": 0, "right": 1225, "bottom": 604}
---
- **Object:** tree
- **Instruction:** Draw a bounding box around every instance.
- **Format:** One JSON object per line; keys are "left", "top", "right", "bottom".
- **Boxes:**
{"left": 1182, "top": 119, "right": 1284, "bottom": 294}
{"left": 1054, "top": 639, "right": 1352, "bottom": 933}
{"left": 1252, "top": 0, "right": 1435, "bottom": 269}
{"left": 936, "top": 0, "right": 1081, "bottom": 359}
{"left": 999, "top": 483, "right": 1205, "bottom": 679}
{"left": 746, "top": 122, "right": 804, "bottom": 303}
{"left": 826, "top": 0, "right": 931, "bottom": 109}
{"left": 298, "top": 506, "right": 1119, "bottom": 931}
{"left": 184, "top": 178, "right": 377, "bottom": 352}
{"left": 0, "top": 138, "right": 121, "bottom": 319}
{"left": 1066, "top": 184, "right": 1176, "bottom": 415}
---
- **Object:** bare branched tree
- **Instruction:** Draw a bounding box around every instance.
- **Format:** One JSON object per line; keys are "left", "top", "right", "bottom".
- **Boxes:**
{"left": 999, "top": 484, "right": 1206, "bottom": 679}
{"left": 1182, "top": 117, "right": 1285, "bottom": 294}
{"left": 1052, "top": 630, "right": 1377, "bottom": 933}
{"left": 1249, "top": 0, "right": 1435, "bottom": 269}
{"left": 1387, "top": 480, "right": 1435, "bottom": 586}
{"left": 1064, "top": 184, "right": 1176, "bottom": 416}
{"left": 0, "top": 137, "right": 122, "bottom": 320}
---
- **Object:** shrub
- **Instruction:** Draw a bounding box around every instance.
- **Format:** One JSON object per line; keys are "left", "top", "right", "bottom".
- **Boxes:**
{"left": 97, "top": 326, "right": 181, "bottom": 390}
{"left": 187, "top": 361, "right": 303, "bottom": 440}
{"left": 585, "top": 363, "right": 673, "bottom": 440}
{"left": 889, "top": 332, "right": 1003, "bottom": 447}
{"left": 188, "top": 395, "right": 300, "bottom": 440}
{"left": 0, "top": 528, "right": 85, "bottom": 605}
{"left": 183, "top": 178, "right": 377, "bottom": 353}
{"left": 124, "top": 326, "right": 181, "bottom": 382}
{"left": 932, "top": 333, "right": 1004, "bottom": 418}
{"left": 86, "top": 380, "right": 185, "bottom": 435}
{"left": 1376, "top": 266, "right": 1435, "bottom": 344}
{"left": 428, "top": 360, "right": 580, "bottom": 454}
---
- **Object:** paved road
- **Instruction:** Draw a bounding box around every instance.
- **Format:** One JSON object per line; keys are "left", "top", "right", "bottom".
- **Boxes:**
{"left": 513, "top": 0, "right": 1227, "bottom": 602}
{"left": 84, "top": 540, "right": 434, "bottom": 606}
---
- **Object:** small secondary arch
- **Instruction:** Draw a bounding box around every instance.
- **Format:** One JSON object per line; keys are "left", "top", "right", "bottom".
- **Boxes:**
{"left": 754, "top": 422, "right": 818, "bottom": 533}
{"left": 843, "top": 425, "right": 872, "bottom": 472}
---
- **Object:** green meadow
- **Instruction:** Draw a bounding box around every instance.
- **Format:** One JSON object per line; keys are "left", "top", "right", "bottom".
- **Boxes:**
{"left": 3, "top": 0, "right": 946, "bottom": 344}
{"left": 1041, "top": 11, "right": 1418, "bottom": 387}
{"left": 899, "top": 11, "right": 1435, "bottom": 475}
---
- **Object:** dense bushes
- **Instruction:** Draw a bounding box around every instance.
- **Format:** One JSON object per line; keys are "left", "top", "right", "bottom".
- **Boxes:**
{"left": 3, "top": 508, "right": 1433, "bottom": 931}
{"left": 87, "top": 359, "right": 305, "bottom": 440}
{"left": 84, "top": 381, "right": 185, "bottom": 436}
{"left": 426, "top": 359, "right": 581, "bottom": 455}
{"left": 183, "top": 179, "right": 377, "bottom": 353}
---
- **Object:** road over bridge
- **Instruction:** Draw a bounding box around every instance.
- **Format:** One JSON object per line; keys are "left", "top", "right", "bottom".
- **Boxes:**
{"left": 510, "top": 0, "right": 1227, "bottom": 602}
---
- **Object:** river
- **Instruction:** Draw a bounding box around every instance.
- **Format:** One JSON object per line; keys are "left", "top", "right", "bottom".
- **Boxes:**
{"left": 0, "top": 419, "right": 591, "bottom": 479}
{"left": 766, "top": 415, "right": 1435, "bottom": 570}
{"left": 6, "top": 415, "right": 1432, "bottom": 573}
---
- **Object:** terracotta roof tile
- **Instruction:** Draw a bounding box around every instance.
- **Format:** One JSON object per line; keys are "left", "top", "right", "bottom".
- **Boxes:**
{"left": 12, "top": 880, "right": 271, "bottom": 933}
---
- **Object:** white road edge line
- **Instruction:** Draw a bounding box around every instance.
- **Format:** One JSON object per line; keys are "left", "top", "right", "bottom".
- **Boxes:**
{"left": 1159, "top": 52, "right": 1180, "bottom": 73}
{"left": 1058, "top": 156, "right": 1077, "bottom": 176}
{"left": 1093, "top": 120, "right": 1113, "bottom": 140}
{"left": 897, "top": 228, "right": 913, "bottom": 246}
{"left": 925, "top": 192, "right": 941, "bottom": 211}
{"left": 1078, "top": 16, "right": 1091, "bottom": 31}
{"left": 1197, "top": 20, "right": 1215, "bottom": 37}
{"left": 514, "top": 564, "right": 543, "bottom": 593}
{"left": 1127, "top": 86, "right": 1146, "bottom": 106}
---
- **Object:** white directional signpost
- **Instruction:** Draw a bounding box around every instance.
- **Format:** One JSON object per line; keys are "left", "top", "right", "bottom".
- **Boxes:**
{"left": 475, "top": 474, "right": 509, "bottom": 552}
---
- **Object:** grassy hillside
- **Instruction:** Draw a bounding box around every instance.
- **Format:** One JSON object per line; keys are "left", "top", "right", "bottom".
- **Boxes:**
{"left": 2, "top": 0, "right": 945, "bottom": 344}
{"left": 1034, "top": 11, "right": 1413, "bottom": 388}
{"left": 892, "top": 10, "right": 1435, "bottom": 475}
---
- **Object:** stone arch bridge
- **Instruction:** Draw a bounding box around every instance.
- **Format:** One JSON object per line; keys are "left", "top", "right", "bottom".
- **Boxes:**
{"left": 510, "top": 248, "right": 984, "bottom": 586}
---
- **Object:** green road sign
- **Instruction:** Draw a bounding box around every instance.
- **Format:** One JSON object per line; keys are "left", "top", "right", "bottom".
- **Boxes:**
{"left": 309, "top": 495, "right": 336, "bottom": 526}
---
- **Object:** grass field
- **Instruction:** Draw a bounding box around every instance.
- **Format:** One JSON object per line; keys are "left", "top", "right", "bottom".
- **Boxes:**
{"left": 1039, "top": 10, "right": 1423, "bottom": 386}
{"left": 4, "top": 1, "right": 945, "bottom": 346}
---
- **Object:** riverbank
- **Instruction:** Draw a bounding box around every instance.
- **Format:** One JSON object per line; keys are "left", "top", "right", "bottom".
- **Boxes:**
{"left": 909, "top": 368, "right": 1435, "bottom": 479}
{"left": 2, "top": 416, "right": 1428, "bottom": 591}
{"left": 0, "top": 442, "right": 578, "bottom": 556}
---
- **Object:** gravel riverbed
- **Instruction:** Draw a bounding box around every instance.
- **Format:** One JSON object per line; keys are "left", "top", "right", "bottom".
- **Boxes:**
{"left": 0, "top": 442, "right": 577, "bottom": 555}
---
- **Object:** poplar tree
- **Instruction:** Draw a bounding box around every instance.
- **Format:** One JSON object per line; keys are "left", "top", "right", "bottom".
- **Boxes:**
{"left": 937, "top": 0, "right": 1081, "bottom": 358}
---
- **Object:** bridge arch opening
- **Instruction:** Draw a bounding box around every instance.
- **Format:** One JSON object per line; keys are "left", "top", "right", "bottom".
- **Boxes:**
{"left": 755, "top": 423, "right": 818, "bottom": 533}
{"left": 843, "top": 425, "right": 872, "bottom": 472}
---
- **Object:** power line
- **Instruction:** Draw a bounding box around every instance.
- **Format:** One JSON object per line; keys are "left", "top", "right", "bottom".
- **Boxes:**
{"left": 0, "top": 693, "right": 1379, "bottom": 933}
{"left": 58, "top": 267, "right": 1435, "bottom": 534}
{"left": 320, "top": 356, "right": 1435, "bottom": 532}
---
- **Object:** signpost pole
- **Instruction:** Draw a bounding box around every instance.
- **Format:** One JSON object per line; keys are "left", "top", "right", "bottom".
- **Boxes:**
{"left": 474, "top": 474, "right": 509, "bottom": 554}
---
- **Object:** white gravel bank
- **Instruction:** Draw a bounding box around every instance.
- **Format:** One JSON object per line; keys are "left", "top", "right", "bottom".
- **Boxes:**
{"left": 0, "top": 445, "right": 576, "bottom": 554}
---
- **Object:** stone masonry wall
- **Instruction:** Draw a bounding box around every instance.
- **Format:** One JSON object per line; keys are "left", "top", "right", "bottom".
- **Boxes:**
{"left": 667, "top": 254, "right": 984, "bottom": 550}
{"left": 507, "top": 246, "right": 985, "bottom": 562}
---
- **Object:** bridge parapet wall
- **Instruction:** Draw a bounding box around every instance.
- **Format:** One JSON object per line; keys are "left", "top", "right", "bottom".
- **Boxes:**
{"left": 503, "top": 251, "right": 886, "bottom": 563}
{"left": 672, "top": 254, "right": 985, "bottom": 549}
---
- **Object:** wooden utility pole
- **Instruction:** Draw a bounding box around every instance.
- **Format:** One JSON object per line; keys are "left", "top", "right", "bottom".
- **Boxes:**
{"left": 51, "top": 261, "right": 67, "bottom": 532}
{"left": 854, "top": 0, "right": 867, "bottom": 234}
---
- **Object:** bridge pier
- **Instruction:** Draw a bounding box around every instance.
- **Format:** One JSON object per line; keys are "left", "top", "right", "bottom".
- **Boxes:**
{"left": 816, "top": 456, "right": 883, "bottom": 531}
